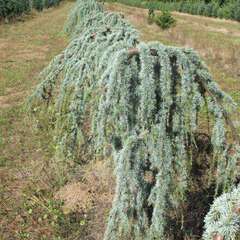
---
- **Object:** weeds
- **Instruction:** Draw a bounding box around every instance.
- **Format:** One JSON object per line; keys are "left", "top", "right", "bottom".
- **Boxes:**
{"left": 21, "top": 189, "right": 87, "bottom": 240}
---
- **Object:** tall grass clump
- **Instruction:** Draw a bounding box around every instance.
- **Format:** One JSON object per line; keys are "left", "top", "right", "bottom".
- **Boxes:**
{"left": 28, "top": 0, "right": 240, "bottom": 239}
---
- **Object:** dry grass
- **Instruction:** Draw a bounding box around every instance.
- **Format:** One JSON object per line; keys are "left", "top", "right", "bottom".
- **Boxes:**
{"left": 0, "top": 2, "right": 74, "bottom": 239}
{"left": 55, "top": 160, "right": 115, "bottom": 240}
{"left": 0, "top": 4, "right": 70, "bottom": 97}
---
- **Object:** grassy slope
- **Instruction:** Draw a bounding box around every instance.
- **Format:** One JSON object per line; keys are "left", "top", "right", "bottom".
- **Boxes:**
{"left": 0, "top": 2, "right": 239, "bottom": 240}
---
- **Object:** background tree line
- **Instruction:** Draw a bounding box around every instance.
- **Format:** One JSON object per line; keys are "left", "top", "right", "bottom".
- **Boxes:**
{"left": 0, "top": 0, "right": 63, "bottom": 21}
{"left": 106, "top": 0, "right": 240, "bottom": 21}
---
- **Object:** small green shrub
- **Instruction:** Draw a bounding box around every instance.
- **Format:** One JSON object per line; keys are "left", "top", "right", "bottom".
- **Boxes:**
{"left": 33, "top": 0, "right": 44, "bottom": 11}
{"left": 155, "top": 10, "right": 176, "bottom": 30}
{"left": 147, "top": 7, "right": 155, "bottom": 24}
{"left": 0, "top": 0, "right": 62, "bottom": 20}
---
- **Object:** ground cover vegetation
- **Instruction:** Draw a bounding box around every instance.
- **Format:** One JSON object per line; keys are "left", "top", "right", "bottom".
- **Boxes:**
{"left": 27, "top": 0, "right": 240, "bottom": 239}
{"left": 105, "top": 0, "right": 240, "bottom": 22}
{"left": 0, "top": 0, "right": 63, "bottom": 21}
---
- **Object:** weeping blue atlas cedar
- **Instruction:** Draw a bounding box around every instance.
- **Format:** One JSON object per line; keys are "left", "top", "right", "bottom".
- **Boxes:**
{"left": 28, "top": 0, "right": 240, "bottom": 239}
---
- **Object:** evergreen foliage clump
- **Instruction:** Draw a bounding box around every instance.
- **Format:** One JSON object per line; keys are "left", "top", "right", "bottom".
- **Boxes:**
{"left": 29, "top": 0, "right": 138, "bottom": 162}
{"left": 0, "top": 0, "right": 63, "bottom": 20}
{"left": 154, "top": 10, "right": 176, "bottom": 29}
{"left": 203, "top": 185, "right": 240, "bottom": 240}
{"left": 33, "top": 0, "right": 44, "bottom": 12}
{"left": 228, "top": 0, "right": 240, "bottom": 21}
{"left": 98, "top": 42, "right": 240, "bottom": 240}
{"left": 64, "top": 0, "right": 104, "bottom": 36}
{"left": 0, "top": 0, "right": 31, "bottom": 20}
{"left": 28, "top": 0, "right": 240, "bottom": 239}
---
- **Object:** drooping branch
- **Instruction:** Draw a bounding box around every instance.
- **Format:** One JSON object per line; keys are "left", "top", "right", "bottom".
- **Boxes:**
{"left": 128, "top": 47, "right": 240, "bottom": 145}
{"left": 198, "top": 79, "right": 240, "bottom": 144}
{"left": 128, "top": 47, "right": 158, "bottom": 57}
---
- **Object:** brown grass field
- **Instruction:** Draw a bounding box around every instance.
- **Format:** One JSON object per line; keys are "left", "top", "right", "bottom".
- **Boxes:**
{"left": 0, "top": 1, "right": 239, "bottom": 239}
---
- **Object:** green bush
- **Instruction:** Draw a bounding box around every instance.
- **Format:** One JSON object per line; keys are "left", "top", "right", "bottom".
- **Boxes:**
{"left": 44, "top": 0, "right": 61, "bottom": 8}
{"left": 229, "top": 0, "right": 240, "bottom": 21}
{"left": 210, "top": 3, "right": 219, "bottom": 17}
{"left": 155, "top": 10, "right": 176, "bottom": 30}
{"left": 33, "top": 0, "right": 44, "bottom": 11}
{"left": 0, "top": 0, "right": 63, "bottom": 20}
{"left": 0, "top": 0, "right": 31, "bottom": 19}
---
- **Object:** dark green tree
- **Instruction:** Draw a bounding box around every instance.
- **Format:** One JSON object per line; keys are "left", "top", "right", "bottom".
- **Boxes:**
{"left": 33, "top": 0, "right": 44, "bottom": 11}
{"left": 0, "top": 0, "right": 31, "bottom": 19}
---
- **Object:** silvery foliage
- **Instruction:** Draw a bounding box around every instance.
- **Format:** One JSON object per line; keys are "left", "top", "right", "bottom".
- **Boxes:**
{"left": 28, "top": 0, "right": 138, "bottom": 160}
{"left": 203, "top": 184, "right": 240, "bottom": 240}
{"left": 28, "top": 0, "right": 240, "bottom": 239}
{"left": 64, "top": 0, "right": 104, "bottom": 36}
{"left": 97, "top": 42, "right": 240, "bottom": 239}
{"left": 71, "top": 11, "right": 133, "bottom": 39}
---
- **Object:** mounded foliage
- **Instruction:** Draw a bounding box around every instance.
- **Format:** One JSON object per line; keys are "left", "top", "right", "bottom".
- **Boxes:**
{"left": 28, "top": 0, "right": 240, "bottom": 239}
{"left": 64, "top": 0, "right": 104, "bottom": 36}
{"left": 97, "top": 42, "right": 240, "bottom": 240}
{"left": 204, "top": 184, "right": 240, "bottom": 240}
